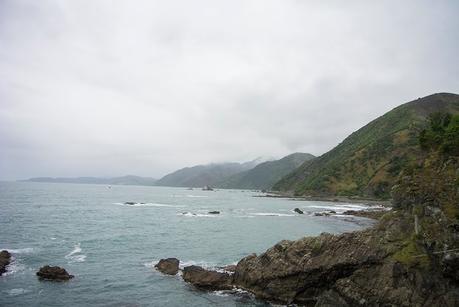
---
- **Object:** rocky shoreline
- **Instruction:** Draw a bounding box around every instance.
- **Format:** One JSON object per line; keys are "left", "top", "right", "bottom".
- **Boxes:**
{"left": 156, "top": 156, "right": 458, "bottom": 306}
{"left": 257, "top": 191, "right": 392, "bottom": 207}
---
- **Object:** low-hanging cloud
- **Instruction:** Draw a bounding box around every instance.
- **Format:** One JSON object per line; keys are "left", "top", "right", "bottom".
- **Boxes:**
{"left": 1, "top": 0, "right": 458, "bottom": 179}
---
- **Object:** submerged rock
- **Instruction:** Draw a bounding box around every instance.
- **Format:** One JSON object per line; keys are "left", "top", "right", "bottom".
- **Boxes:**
{"left": 124, "top": 202, "right": 136, "bottom": 205}
{"left": 182, "top": 265, "right": 233, "bottom": 290}
{"left": 293, "top": 208, "right": 304, "bottom": 214}
{"left": 36, "top": 265, "right": 74, "bottom": 281}
{"left": 208, "top": 211, "right": 220, "bottom": 214}
{"left": 314, "top": 211, "right": 331, "bottom": 216}
{"left": 0, "top": 250, "right": 11, "bottom": 276}
{"left": 155, "top": 258, "right": 180, "bottom": 275}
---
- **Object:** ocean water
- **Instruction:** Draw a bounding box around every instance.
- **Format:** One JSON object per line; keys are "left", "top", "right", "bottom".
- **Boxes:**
{"left": 0, "top": 182, "right": 376, "bottom": 306}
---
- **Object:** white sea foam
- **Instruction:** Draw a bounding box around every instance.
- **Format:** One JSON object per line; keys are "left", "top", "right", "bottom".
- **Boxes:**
{"left": 250, "top": 212, "right": 296, "bottom": 217}
{"left": 212, "top": 290, "right": 230, "bottom": 297}
{"left": 65, "top": 243, "right": 86, "bottom": 263}
{"left": 116, "top": 202, "right": 182, "bottom": 208}
{"left": 2, "top": 261, "right": 25, "bottom": 276}
{"left": 0, "top": 247, "right": 34, "bottom": 254}
{"left": 178, "top": 212, "right": 218, "bottom": 218}
{"left": 186, "top": 195, "right": 208, "bottom": 198}
{"left": 306, "top": 203, "right": 383, "bottom": 211}
{"left": 6, "top": 288, "right": 31, "bottom": 296}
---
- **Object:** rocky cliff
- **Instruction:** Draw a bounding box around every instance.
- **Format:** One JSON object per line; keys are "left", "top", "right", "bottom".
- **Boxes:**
{"left": 232, "top": 151, "right": 459, "bottom": 306}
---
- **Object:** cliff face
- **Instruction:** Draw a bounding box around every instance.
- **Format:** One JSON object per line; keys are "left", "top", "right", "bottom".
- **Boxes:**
{"left": 232, "top": 153, "right": 459, "bottom": 306}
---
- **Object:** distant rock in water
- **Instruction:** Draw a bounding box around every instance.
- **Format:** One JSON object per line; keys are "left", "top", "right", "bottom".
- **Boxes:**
{"left": 182, "top": 265, "right": 233, "bottom": 290}
{"left": 202, "top": 185, "right": 214, "bottom": 191}
{"left": 208, "top": 211, "right": 220, "bottom": 214}
{"left": 155, "top": 258, "right": 180, "bottom": 275}
{"left": 0, "top": 250, "right": 12, "bottom": 276}
{"left": 36, "top": 265, "right": 74, "bottom": 281}
{"left": 124, "top": 202, "right": 136, "bottom": 205}
{"left": 293, "top": 208, "right": 304, "bottom": 214}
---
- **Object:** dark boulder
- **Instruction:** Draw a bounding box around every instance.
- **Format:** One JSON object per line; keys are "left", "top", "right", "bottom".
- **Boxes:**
{"left": 36, "top": 265, "right": 74, "bottom": 281}
{"left": 0, "top": 250, "right": 11, "bottom": 276}
{"left": 124, "top": 202, "right": 136, "bottom": 205}
{"left": 182, "top": 265, "right": 233, "bottom": 290}
{"left": 155, "top": 258, "right": 180, "bottom": 275}
{"left": 208, "top": 211, "right": 220, "bottom": 214}
{"left": 293, "top": 208, "right": 304, "bottom": 214}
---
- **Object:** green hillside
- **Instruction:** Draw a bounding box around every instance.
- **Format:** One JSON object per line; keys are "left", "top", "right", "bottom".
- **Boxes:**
{"left": 217, "top": 153, "right": 315, "bottom": 190}
{"left": 155, "top": 159, "right": 262, "bottom": 188}
{"left": 273, "top": 93, "right": 459, "bottom": 199}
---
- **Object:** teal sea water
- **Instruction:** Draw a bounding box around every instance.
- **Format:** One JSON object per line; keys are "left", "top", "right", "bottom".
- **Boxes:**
{"left": 0, "top": 182, "right": 376, "bottom": 306}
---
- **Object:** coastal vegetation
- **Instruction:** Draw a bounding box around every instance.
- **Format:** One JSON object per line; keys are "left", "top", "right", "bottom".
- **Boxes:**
{"left": 217, "top": 152, "right": 315, "bottom": 190}
{"left": 273, "top": 93, "right": 459, "bottom": 199}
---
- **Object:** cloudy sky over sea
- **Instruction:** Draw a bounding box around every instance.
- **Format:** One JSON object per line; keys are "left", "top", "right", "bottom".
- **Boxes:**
{"left": 1, "top": 0, "right": 458, "bottom": 179}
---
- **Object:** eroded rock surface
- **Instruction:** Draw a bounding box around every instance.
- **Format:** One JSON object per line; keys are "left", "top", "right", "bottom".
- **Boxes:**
{"left": 182, "top": 265, "right": 233, "bottom": 290}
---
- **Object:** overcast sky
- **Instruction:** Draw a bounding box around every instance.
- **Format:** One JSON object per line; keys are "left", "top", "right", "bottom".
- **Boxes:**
{"left": 1, "top": 0, "right": 458, "bottom": 180}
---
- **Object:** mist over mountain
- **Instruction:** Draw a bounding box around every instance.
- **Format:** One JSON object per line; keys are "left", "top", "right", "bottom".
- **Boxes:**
{"left": 155, "top": 158, "right": 267, "bottom": 188}
{"left": 21, "top": 175, "right": 157, "bottom": 186}
{"left": 217, "top": 152, "right": 315, "bottom": 190}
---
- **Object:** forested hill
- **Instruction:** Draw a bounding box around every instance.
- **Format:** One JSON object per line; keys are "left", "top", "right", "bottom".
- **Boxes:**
{"left": 273, "top": 93, "right": 459, "bottom": 199}
{"left": 217, "top": 153, "right": 315, "bottom": 190}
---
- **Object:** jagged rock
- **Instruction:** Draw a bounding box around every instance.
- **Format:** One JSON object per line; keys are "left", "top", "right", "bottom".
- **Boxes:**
{"left": 182, "top": 265, "right": 232, "bottom": 290}
{"left": 293, "top": 208, "right": 304, "bottom": 214}
{"left": 155, "top": 258, "right": 180, "bottom": 275}
{"left": 0, "top": 250, "right": 11, "bottom": 276}
{"left": 233, "top": 231, "right": 387, "bottom": 304}
{"left": 36, "top": 265, "right": 74, "bottom": 281}
{"left": 208, "top": 211, "right": 220, "bottom": 214}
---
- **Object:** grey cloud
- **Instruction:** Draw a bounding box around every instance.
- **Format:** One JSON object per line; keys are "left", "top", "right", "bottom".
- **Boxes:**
{"left": 1, "top": 0, "right": 458, "bottom": 179}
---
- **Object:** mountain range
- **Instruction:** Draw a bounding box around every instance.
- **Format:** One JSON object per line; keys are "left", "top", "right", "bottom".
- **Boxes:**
{"left": 216, "top": 152, "right": 315, "bottom": 190}
{"left": 21, "top": 175, "right": 157, "bottom": 186}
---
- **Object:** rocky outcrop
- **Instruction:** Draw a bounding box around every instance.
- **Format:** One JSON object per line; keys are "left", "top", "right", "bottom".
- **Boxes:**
{"left": 230, "top": 154, "right": 459, "bottom": 306}
{"left": 233, "top": 230, "right": 387, "bottom": 305}
{"left": 36, "top": 265, "right": 74, "bottom": 281}
{"left": 182, "top": 265, "right": 233, "bottom": 290}
{"left": 155, "top": 258, "right": 180, "bottom": 275}
{"left": 0, "top": 250, "right": 11, "bottom": 276}
{"left": 157, "top": 153, "right": 458, "bottom": 305}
